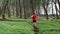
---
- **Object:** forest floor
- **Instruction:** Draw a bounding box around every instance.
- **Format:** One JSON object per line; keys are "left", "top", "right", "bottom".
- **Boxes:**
{"left": 0, "top": 17, "right": 60, "bottom": 34}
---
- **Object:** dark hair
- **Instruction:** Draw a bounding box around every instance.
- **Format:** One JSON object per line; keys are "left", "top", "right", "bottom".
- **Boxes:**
{"left": 33, "top": 12, "right": 35, "bottom": 14}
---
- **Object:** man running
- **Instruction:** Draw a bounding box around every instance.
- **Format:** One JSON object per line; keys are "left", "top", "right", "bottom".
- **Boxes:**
{"left": 31, "top": 12, "right": 40, "bottom": 34}
{"left": 31, "top": 12, "right": 37, "bottom": 29}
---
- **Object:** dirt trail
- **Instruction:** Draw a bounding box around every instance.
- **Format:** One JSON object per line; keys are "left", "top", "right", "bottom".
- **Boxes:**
{"left": 32, "top": 23, "right": 40, "bottom": 34}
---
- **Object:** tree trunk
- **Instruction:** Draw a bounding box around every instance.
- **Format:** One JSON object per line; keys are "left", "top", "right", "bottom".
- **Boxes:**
{"left": 36, "top": 0, "right": 40, "bottom": 16}
{"left": 58, "top": 0, "right": 60, "bottom": 10}
{"left": 2, "top": 14, "right": 5, "bottom": 19}
{"left": 16, "top": 0, "right": 19, "bottom": 17}
{"left": 13, "top": 7, "right": 14, "bottom": 16}
{"left": 55, "top": 0, "right": 59, "bottom": 19}
{"left": 52, "top": 0, "right": 54, "bottom": 16}
{"left": 23, "top": 0, "right": 27, "bottom": 19}
{"left": 7, "top": 0, "right": 11, "bottom": 18}
{"left": 2, "top": 0, "right": 9, "bottom": 19}
{"left": 7, "top": 7, "right": 11, "bottom": 18}
{"left": 19, "top": 0, "right": 22, "bottom": 18}
{"left": 30, "top": 0, "right": 34, "bottom": 14}
{"left": 58, "top": 0, "right": 60, "bottom": 16}
{"left": 52, "top": 4, "right": 54, "bottom": 16}
{"left": 42, "top": 0, "right": 48, "bottom": 19}
{"left": 44, "top": 7, "right": 48, "bottom": 19}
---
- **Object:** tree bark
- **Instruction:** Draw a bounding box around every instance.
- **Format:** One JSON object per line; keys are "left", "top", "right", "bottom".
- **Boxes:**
{"left": 23, "top": 0, "right": 27, "bottom": 19}
{"left": 16, "top": 0, "right": 19, "bottom": 17}
{"left": 58, "top": 0, "right": 60, "bottom": 9}
{"left": 30, "top": 0, "right": 34, "bottom": 14}
{"left": 42, "top": 0, "right": 48, "bottom": 19}
{"left": 19, "top": 0, "right": 22, "bottom": 18}
{"left": 54, "top": 0, "right": 59, "bottom": 19}
{"left": 58, "top": 0, "right": 60, "bottom": 16}
{"left": 12, "top": 7, "right": 14, "bottom": 16}
{"left": 7, "top": 0, "right": 11, "bottom": 18}
{"left": 36, "top": 0, "right": 40, "bottom": 16}
{"left": 7, "top": 7, "right": 11, "bottom": 18}
{"left": 2, "top": 0, "right": 9, "bottom": 19}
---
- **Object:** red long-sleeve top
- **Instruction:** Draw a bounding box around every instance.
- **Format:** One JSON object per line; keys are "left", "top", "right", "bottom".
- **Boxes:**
{"left": 32, "top": 14, "right": 37, "bottom": 20}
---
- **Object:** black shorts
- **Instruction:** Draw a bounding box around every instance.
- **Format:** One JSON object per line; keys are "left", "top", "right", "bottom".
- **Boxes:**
{"left": 33, "top": 20, "right": 36, "bottom": 22}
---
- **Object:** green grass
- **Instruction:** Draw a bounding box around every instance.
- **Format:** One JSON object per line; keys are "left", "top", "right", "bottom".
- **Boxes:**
{"left": 0, "top": 19, "right": 34, "bottom": 34}
{"left": 0, "top": 18, "right": 60, "bottom": 34}
{"left": 37, "top": 18, "right": 60, "bottom": 34}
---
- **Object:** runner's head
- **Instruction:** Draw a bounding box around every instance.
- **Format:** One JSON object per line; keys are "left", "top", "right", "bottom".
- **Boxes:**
{"left": 33, "top": 11, "right": 36, "bottom": 14}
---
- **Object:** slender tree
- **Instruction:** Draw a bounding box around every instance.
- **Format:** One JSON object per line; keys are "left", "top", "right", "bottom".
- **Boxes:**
{"left": 52, "top": 0, "right": 54, "bottom": 16}
{"left": 58, "top": 0, "right": 60, "bottom": 16}
{"left": 2, "top": 0, "right": 9, "bottom": 19}
{"left": 23, "top": 0, "right": 27, "bottom": 19}
{"left": 54, "top": 0, "right": 59, "bottom": 19}
{"left": 19, "top": 0, "right": 22, "bottom": 18}
{"left": 36, "top": 0, "right": 40, "bottom": 16}
{"left": 16, "top": 0, "right": 19, "bottom": 17}
{"left": 30, "top": 0, "right": 34, "bottom": 14}
{"left": 42, "top": 0, "right": 49, "bottom": 19}
{"left": 7, "top": 0, "right": 11, "bottom": 18}
{"left": 12, "top": 7, "right": 15, "bottom": 16}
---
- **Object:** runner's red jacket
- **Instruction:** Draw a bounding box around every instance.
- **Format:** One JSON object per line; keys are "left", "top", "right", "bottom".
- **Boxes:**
{"left": 32, "top": 14, "right": 37, "bottom": 20}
